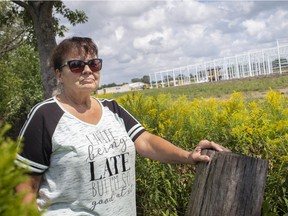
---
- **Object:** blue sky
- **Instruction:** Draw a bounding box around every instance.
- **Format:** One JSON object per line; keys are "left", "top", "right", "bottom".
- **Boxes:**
{"left": 59, "top": 0, "right": 288, "bottom": 85}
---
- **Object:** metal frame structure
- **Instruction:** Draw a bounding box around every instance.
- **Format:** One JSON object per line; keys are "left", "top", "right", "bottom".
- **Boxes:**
{"left": 149, "top": 39, "right": 288, "bottom": 88}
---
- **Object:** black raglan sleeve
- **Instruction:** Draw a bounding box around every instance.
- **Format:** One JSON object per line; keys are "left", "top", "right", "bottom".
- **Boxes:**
{"left": 100, "top": 99, "right": 146, "bottom": 142}
{"left": 16, "top": 100, "right": 63, "bottom": 174}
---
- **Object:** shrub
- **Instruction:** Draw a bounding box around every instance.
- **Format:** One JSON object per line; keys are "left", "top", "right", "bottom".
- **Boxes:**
{"left": 0, "top": 123, "right": 41, "bottom": 216}
{"left": 0, "top": 45, "right": 43, "bottom": 138}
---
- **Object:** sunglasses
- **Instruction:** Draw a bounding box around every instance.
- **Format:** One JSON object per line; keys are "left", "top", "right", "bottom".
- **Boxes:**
{"left": 60, "top": 58, "right": 102, "bottom": 73}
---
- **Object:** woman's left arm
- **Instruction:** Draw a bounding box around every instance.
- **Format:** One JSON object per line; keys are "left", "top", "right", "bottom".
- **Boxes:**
{"left": 134, "top": 131, "right": 229, "bottom": 164}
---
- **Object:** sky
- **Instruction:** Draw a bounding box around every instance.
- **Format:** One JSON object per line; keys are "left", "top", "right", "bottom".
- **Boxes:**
{"left": 59, "top": 0, "right": 288, "bottom": 85}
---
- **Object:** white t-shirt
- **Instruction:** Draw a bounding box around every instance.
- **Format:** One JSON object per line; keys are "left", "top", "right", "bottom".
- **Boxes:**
{"left": 16, "top": 96, "right": 145, "bottom": 216}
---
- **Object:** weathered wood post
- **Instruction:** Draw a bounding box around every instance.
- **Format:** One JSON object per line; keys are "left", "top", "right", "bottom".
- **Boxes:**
{"left": 185, "top": 149, "right": 268, "bottom": 216}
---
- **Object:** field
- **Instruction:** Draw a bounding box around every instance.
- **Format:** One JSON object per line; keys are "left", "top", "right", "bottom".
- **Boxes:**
{"left": 109, "top": 73, "right": 288, "bottom": 101}
{"left": 104, "top": 74, "right": 288, "bottom": 216}
{"left": 1, "top": 74, "right": 287, "bottom": 215}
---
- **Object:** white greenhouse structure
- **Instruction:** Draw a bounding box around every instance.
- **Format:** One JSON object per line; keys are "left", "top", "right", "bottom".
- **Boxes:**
{"left": 149, "top": 39, "right": 288, "bottom": 88}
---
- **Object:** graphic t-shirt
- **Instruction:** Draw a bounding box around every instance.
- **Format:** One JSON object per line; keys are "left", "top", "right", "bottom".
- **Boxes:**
{"left": 16, "top": 96, "right": 146, "bottom": 216}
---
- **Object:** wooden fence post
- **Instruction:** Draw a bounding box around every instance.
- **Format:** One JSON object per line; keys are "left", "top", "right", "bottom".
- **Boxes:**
{"left": 185, "top": 149, "right": 268, "bottom": 216}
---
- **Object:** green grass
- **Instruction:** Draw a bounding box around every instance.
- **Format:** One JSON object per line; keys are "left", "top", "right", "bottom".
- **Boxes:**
{"left": 109, "top": 73, "right": 288, "bottom": 101}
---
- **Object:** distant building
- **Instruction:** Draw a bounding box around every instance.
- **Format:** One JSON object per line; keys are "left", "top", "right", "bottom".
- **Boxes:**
{"left": 128, "top": 82, "right": 147, "bottom": 90}
{"left": 97, "top": 82, "right": 148, "bottom": 95}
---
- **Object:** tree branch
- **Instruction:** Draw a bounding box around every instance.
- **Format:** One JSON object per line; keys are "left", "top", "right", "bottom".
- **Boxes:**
{"left": 11, "top": 0, "right": 29, "bottom": 10}
{"left": 0, "top": 28, "right": 30, "bottom": 58}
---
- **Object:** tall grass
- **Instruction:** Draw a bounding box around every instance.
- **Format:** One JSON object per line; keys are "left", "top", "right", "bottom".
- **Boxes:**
{"left": 115, "top": 91, "right": 288, "bottom": 216}
{"left": 99, "top": 74, "right": 288, "bottom": 215}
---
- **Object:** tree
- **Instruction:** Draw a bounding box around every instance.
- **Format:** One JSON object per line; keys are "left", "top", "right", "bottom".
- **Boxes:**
{"left": 131, "top": 75, "right": 150, "bottom": 84}
{"left": 2, "top": 1, "right": 88, "bottom": 98}
{"left": 0, "top": 2, "right": 29, "bottom": 58}
{"left": 0, "top": 44, "right": 43, "bottom": 137}
{"left": 163, "top": 75, "right": 172, "bottom": 82}
{"left": 142, "top": 75, "right": 150, "bottom": 84}
{"left": 272, "top": 57, "right": 288, "bottom": 68}
{"left": 99, "top": 83, "right": 118, "bottom": 89}
{"left": 131, "top": 78, "right": 142, "bottom": 83}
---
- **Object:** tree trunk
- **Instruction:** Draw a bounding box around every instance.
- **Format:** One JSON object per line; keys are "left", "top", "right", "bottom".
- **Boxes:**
{"left": 27, "top": 1, "right": 57, "bottom": 99}
{"left": 186, "top": 150, "right": 268, "bottom": 216}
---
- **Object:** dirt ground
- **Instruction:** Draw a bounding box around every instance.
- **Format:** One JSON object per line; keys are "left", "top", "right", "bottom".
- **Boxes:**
{"left": 217, "top": 86, "right": 288, "bottom": 101}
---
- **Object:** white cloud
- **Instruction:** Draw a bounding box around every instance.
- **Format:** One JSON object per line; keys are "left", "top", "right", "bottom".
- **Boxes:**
{"left": 98, "top": 1, "right": 154, "bottom": 17}
{"left": 100, "top": 45, "right": 115, "bottom": 57}
{"left": 132, "top": 7, "right": 166, "bottom": 30}
{"left": 60, "top": 0, "right": 288, "bottom": 84}
{"left": 242, "top": 19, "right": 266, "bottom": 37}
{"left": 169, "top": 0, "right": 219, "bottom": 24}
{"left": 115, "top": 26, "right": 125, "bottom": 41}
{"left": 133, "top": 27, "right": 177, "bottom": 53}
{"left": 267, "top": 10, "right": 288, "bottom": 32}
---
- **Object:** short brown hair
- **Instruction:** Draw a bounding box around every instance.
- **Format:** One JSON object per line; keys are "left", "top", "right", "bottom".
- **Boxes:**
{"left": 50, "top": 37, "right": 98, "bottom": 70}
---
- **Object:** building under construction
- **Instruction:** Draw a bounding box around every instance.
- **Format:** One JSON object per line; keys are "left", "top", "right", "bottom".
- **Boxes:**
{"left": 149, "top": 39, "right": 288, "bottom": 88}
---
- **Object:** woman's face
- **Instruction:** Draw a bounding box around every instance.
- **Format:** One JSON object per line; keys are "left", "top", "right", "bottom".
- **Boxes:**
{"left": 57, "top": 49, "right": 101, "bottom": 94}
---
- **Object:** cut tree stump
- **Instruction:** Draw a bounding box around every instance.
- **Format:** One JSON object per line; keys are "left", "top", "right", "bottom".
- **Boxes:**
{"left": 185, "top": 149, "right": 268, "bottom": 216}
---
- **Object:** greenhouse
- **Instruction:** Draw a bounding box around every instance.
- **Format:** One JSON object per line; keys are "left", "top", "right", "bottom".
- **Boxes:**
{"left": 149, "top": 39, "right": 288, "bottom": 88}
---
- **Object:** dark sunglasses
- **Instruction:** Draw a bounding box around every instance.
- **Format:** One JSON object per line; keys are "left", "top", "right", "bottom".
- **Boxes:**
{"left": 59, "top": 58, "right": 102, "bottom": 73}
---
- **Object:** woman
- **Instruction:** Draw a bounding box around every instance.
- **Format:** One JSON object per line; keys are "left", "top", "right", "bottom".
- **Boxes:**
{"left": 16, "top": 36, "right": 228, "bottom": 215}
